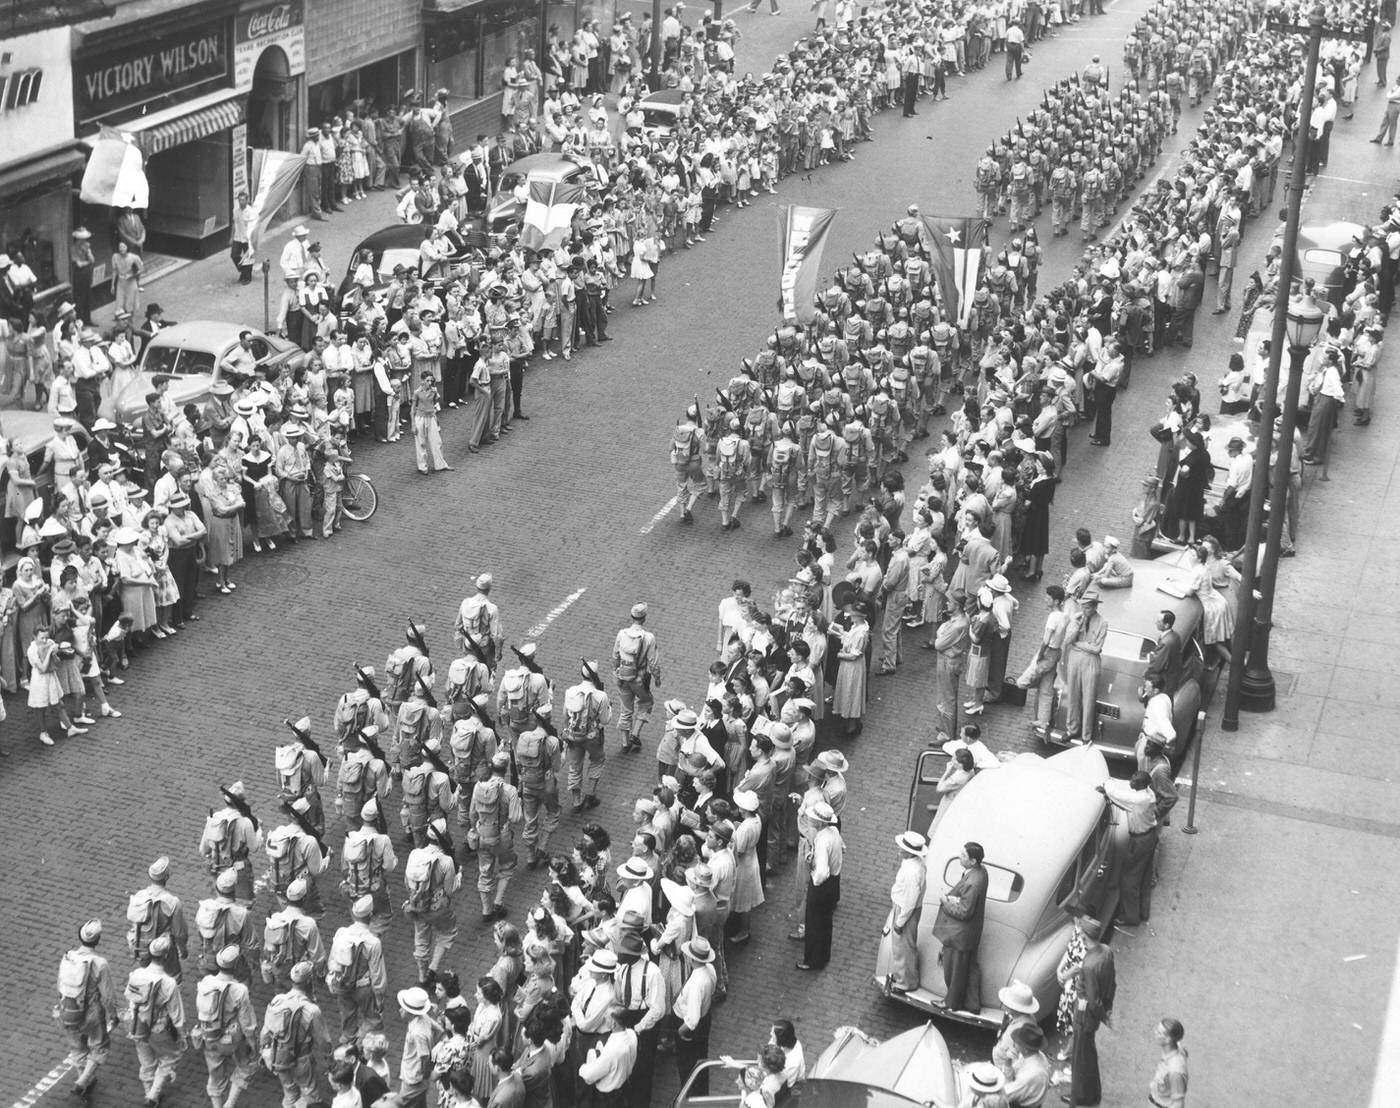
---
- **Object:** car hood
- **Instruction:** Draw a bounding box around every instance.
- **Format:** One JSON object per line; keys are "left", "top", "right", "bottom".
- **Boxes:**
{"left": 812, "top": 1025, "right": 958, "bottom": 1107}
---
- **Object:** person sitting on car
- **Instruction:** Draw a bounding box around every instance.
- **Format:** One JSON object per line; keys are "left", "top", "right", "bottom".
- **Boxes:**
{"left": 1090, "top": 536, "right": 1135, "bottom": 589}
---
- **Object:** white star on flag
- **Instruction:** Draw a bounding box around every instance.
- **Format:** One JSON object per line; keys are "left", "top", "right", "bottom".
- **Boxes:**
{"left": 945, "top": 226, "right": 962, "bottom": 245}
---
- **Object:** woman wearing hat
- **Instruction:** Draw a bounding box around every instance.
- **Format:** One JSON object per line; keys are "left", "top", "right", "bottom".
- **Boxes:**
{"left": 113, "top": 527, "right": 158, "bottom": 640}
{"left": 140, "top": 510, "right": 180, "bottom": 637}
{"left": 1168, "top": 429, "right": 1211, "bottom": 545}
{"left": 3, "top": 438, "right": 37, "bottom": 549}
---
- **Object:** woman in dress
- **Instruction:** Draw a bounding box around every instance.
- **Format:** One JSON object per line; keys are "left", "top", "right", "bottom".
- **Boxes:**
{"left": 1016, "top": 453, "right": 1055, "bottom": 581}
{"left": 727, "top": 792, "right": 766, "bottom": 941}
{"left": 13, "top": 555, "right": 50, "bottom": 687}
{"left": 197, "top": 456, "right": 245, "bottom": 594}
{"left": 433, "top": 1004, "right": 476, "bottom": 1108}
{"left": 501, "top": 56, "right": 525, "bottom": 126}
{"left": 298, "top": 274, "right": 330, "bottom": 353}
{"left": 486, "top": 922, "right": 524, "bottom": 1042}
{"left": 27, "top": 625, "right": 66, "bottom": 746}
{"left": 1131, "top": 476, "right": 1162, "bottom": 558}
{"left": 0, "top": 578, "right": 18, "bottom": 693}
{"left": 241, "top": 441, "right": 289, "bottom": 553}
{"left": 113, "top": 527, "right": 157, "bottom": 641}
{"left": 830, "top": 603, "right": 870, "bottom": 737}
{"left": 629, "top": 232, "right": 656, "bottom": 306}
{"left": 109, "top": 242, "right": 142, "bottom": 318}
{"left": 512, "top": 941, "right": 555, "bottom": 1035}
{"left": 1170, "top": 430, "right": 1212, "bottom": 545}
{"left": 466, "top": 977, "right": 508, "bottom": 1102}
{"left": 4, "top": 440, "right": 37, "bottom": 550}
{"left": 347, "top": 122, "right": 370, "bottom": 200}
{"left": 1197, "top": 535, "right": 1240, "bottom": 667}
{"left": 1052, "top": 914, "right": 1090, "bottom": 1078}
{"left": 140, "top": 510, "right": 180, "bottom": 637}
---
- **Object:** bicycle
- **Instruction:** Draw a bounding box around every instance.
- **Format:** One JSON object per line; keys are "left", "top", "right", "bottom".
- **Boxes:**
{"left": 311, "top": 472, "right": 379, "bottom": 523}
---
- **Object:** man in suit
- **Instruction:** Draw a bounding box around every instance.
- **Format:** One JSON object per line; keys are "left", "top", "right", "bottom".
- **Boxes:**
{"left": 1168, "top": 259, "right": 1204, "bottom": 349}
{"left": 1070, "top": 918, "right": 1116, "bottom": 1106}
{"left": 518, "top": 1018, "right": 555, "bottom": 1108}
{"left": 1144, "top": 611, "right": 1183, "bottom": 693}
{"left": 931, "top": 841, "right": 989, "bottom": 1013}
{"left": 950, "top": 521, "right": 1001, "bottom": 606}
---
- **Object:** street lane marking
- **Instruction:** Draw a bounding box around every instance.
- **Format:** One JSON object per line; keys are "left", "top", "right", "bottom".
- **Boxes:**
{"left": 1314, "top": 173, "right": 1393, "bottom": 187}
{"left": 523, "top": 588, "right": 588, "bottom": 639}
{"left": 640, "top": 495, "right": 680, "bottom": 534}
{"left": 11, "top": 1060, "right": 74, "bottom": 1108}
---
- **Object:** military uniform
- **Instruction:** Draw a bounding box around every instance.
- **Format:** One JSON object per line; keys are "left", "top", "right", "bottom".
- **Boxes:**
{"left": 455, "top": 575, "right": 503, "bottom": 670}
{"left": 193, "top": 948, "right": 258, "bottom": 1108}
{"left": 123, "top": 936, "right": 187, "bottom": 1105}
{"left": 613, "top": 604, "right": 661, "bottom": 750}
{"left": 806, "top": 424, "right": 847, "bottom": 527}
{"left": 259, "top": 966, "right": 331, "bottom": 1108}
{"left": 126, "top": 858, "right": 189, "bottom": 981}
{"left": 562, "top": 664, "right": 614, "bottom": 810}
{"left": 340, "top": 799, "right": 398, "bottom": 934}
{"left": 496, "top": 647, "right": 552, "bottom": 765}
{"left": 714, "top": 417, "right": 751, "bottom": 530}
{"left": 671, "top": 413, "right": 705, "bottom": 523}
{"left": 324, "top": 897, "right": 387, "bottom": 1047}
{"left": 55, "top": 923, "right": 117, "bottom": 1097}
{"left": 199, "top": 784, "right": 262, "bottom": 904}
{"left": 194, "top": 872, "right": 257, "bottom": 983}
{"left": 402, "top": 822, "right": 461, "bottom": 977}
{"left": 469, "top": 758, "right": 523, "bottom": 919}
{"left": 1079, "top": 165, "right": 1104, "bottom": 241}
{"left": 516, "top": 723, "right": 562, "bottom": 867}
{"left": 767, "top": 428, "right": 803, "bottom": 537}
{"left": 260, "top": 881, "right": 325, "bottom": 991}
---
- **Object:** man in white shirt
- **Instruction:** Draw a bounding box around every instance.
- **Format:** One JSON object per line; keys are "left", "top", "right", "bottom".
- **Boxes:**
{"left": 672, "top": 938, "right": 717, "bottom": 1093}
{"left": 1137, "top": 673, "right": 1177, "bottom": 758}
{"left": 798, "top": 802, "right": 843, "bottom": 971}
{"left": 572, "top": 949, "right": 619, "bottom": 1059}
{"left": 578, "top": 1005, "right": 638, "bottom": 1107}
{"left": 1219, "top": 434, "right": 1253, "bottom": 549}
{"left": 1308, "top": 87, "right": 1337, "bottom": 173}
{"left": 1099, "top": 771, "right": 1158, "bottom": 927}
{"left": 615, "top": 933, "right": 666, "bottom": 1108}
{"left": 278, "top": 227, "right": 312, "bottom": 335}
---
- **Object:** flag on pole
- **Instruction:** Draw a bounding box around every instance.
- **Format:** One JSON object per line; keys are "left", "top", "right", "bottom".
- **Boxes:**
{"left": 80, "top": 127, "right": 149, "bottom": 209}
{"left": 777, "top": 204, "right": 838, "bottom": 325}
{"left": 921, "top": 214, "right": 991, "bottom": 330}
{"left": 520, "top": 179, "right": 588, "bottom": 252}
{"left": 247, "top": 149, "right": 309, "bottom": 255}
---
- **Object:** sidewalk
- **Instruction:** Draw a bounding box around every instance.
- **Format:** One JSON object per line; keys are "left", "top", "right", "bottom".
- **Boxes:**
{"left": 1098, "top": 80, "right": 1400, "bottom": 1106}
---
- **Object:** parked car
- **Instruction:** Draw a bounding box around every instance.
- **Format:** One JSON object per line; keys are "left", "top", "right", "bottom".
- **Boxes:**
{"left": 639, "top": 88, "right": 687, "bottom": 138}
{"left": 335, "top": 223, "right": 483, "bottom": 307}
{"left": 1041, "top": 555, "right": 1210, "bottom": 764}
{"left": 486, "top": 152, "right": 599, "bottom": 233}
{"left": 113, "top": 322, "right": 305, "bottom": 431}
{"left": 1283, "top": 220, "right": 1368, "bottom": 308}
{"left": 673, "top": 1022, "right": 961, "bottom": 1108}
{"left": 877, "top": 745, "right": 1127, "bottom": 1026}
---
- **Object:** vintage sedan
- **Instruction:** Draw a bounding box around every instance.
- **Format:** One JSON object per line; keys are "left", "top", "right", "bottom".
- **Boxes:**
{"left": 335, "top": 222, "right": 483, "bottom": 307}
{"left": 1042, "top": 555, "right": 1210, "bottom": 765}
{"left": 1286, "top": 220, "right": 1368, "bottom": 308}
{"left": 673, "top": 1022, "right": 961, "bottom": 1108}
{"left": 486, "top": 152, "right": 600, "bottom": 233}
{"left": 877, "top": 746, "right": 1126, "bottom": 1027}
{"left": 639, "top": 87, "right": 687, "bottom": 138}
{"left": 112, "top": 322, "right": 304, "bottom": 431}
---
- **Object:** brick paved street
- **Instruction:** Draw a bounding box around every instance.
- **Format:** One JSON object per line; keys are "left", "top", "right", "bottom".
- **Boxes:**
{"left": 8, "top": 1, "right": 1390, "bottom": 1105}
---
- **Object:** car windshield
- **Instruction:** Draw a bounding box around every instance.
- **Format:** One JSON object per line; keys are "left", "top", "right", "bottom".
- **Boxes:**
{"left": 944, "top": 858, "right": 1022, "bottom": 903}
{"left": 643, "top": 106, "right": 678, "bottom": 125}
{"left": 142, "top": 345, "right": 182, "bottom": 376}
{"left": 1105, "top": 629, "right": 1153, "bottom": 661}
{"left": 377, "top": 248, "right": 421, "bottom": 282}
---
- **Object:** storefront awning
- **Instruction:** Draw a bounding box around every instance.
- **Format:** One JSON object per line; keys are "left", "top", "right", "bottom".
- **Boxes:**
{"left": 0, "top": 145, "right": 87, "bottom": 201}
{"left": 107, "top": 88, "right": 246, "bottom": 157}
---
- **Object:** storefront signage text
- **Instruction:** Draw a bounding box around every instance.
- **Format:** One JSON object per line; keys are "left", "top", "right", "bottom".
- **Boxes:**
{"left": 76, "top": 21, "right": 230, "bottom": 123}
{"left": 234, "top": 0, "right": 306, "bottom": 92}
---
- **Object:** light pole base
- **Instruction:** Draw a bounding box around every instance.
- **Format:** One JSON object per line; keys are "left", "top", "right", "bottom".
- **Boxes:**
{"left": 1239, "top": 661, "right": 1276, "bottom": 713}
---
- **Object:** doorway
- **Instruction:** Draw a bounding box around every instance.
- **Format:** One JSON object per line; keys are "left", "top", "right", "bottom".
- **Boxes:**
{"left": 248, "top": 46, "right": 299, "bottom": 150}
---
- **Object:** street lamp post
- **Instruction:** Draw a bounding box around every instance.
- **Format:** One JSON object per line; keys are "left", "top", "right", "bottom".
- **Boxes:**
{"left": 1221, "top": 2, "right": 1327, "bottom": 730}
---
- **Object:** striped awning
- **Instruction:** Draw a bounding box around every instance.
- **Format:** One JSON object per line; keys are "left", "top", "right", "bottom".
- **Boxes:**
{"left": 137, "top": 96, "right": 245, "bottom": 156}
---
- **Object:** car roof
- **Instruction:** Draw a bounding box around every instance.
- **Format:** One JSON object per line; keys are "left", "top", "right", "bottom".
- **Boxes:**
{"left": 349, "top": 224, "right": 437, "bottom": 252}
{"left": 505, "top": 152, "right": 592, "bottom": 180}
{"left": 1297, "top": 220, "right": 1369, "bottom": 253}
{"left": 926, "top": 750, "right": 1107, "bottom": 932}
{"left": 145, "top": 321, "right": 246, "bottom": 352}
{"left": 1095, "top": 555, "right": 1202, "bottom": 642}
{"left": 642, "top": 88, "right": 687, "bottom": 105}
{"left": 811, "top": 1025, "right": 956, "bottom": 1106}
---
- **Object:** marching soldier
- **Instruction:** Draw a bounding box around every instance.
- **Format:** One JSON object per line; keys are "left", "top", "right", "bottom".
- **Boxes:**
{"left": 192, "top": 947, "right": 258, "bottom": 1108}
{"left": 261, "top": 879, "right": 325, "bottom": 990}
{"left": 456, "top": 573, "right": 503, "bottom": 670}
{"left": 807, "top": 419, "right": 846, "bottom": 528}
{"left": 259, "top": 962, "right": 331, "bottom": 1108}
{"left": 194, "top": 870, "right": 257, "bottom": 983}
{"left": 400, "top": 737, "right": 458, "bottom": 848}
{"left": 275, "top": 716, "right": 328, "bottom": 838}
{"left": 384, "top": 621, "right": 433, "bottom": 719}
{"left": 55, "top": 920, "right": 118, "bottom": 1100}
{"left": 470, "top": 752, "right": 523, "bottom": 922}
{"left": 266, "top": 799, "right": 328, "bottom": 918}
{"left": 445, "top": 647, "right": 493, "bottom": 718}
{"left": 123, "top": 934, "right": 187, "bottom": 1107}
{"left": 333, "top": 664, "right": 390, "bottom": 747}
{"left": 199, "top": 782, "right": 262, "bottom": 905}
{"left": 714, "top": 414, "right": 750, "bottom": 531}
{"left": 325, "top": 896, "right": 388, "bottom": 1047}
{"left": 402, "top": 818, "right": 461, "bottom": 981}
{"left": 394, "top": 667, "right": 442, "bottom": 779}
{"left": 127, "top": 856, "right": 188, "bottom": 981}
{"left": 516, "top": 718, "right": 562, "bottom": 870}
{"left": 1079, "top": 160, "right": 1105, "bottom": 243}
{"left": 497, "top": 642, "right": 553, "bottom": 763}
{"left": 1048, "top": 157, "right": 1075, "bottom": 237}
{"left": 743, "top": 402, "right": 779, "bottom": 504}
{"left": 613, "top": 603, "right": 661, "bottom": 753}
{"left": 768, "top": 422, "right": 802, "bottom": 538}
{"left": 1006, "top": 152, "right": 1033, "bottom": 232}
{"left": 563, "top": 659, "right": 614, "bottom": 812}
{"left": 670, "top": 405, "right": 705, "bottom": 525}
{"left": 447, "top": 694, "right": 498, "bottom": 837}
{"left": 341, "top": 798, "right": 398, "bottom": 936}
{"left": 335, "top": 725, "right": 391, "bottom": 833}
{"left": 840, "top": 416, "right": 875, "bottom": 515}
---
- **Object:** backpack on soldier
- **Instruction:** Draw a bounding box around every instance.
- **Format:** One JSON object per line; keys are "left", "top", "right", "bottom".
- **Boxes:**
{"left": 716, "top": 436, "right": 742, "bottom": 480}
{"left": 460, "top": 595, "right": 489, "bottom": 640}
{"left": 56, "top": 951, "right": 93, "bottom": 1031}
{"left": 262, "top": 913, "right": 306, "bottom": 970}
{"left": 126, "top": 890, "right": 172, "bottom": 961}
{"left": 499, "top": 670, "right": 531, "bottom": 729}
{"left": 615, "top": 627, "right": 646, "bottom": 681}
{"left": 342, "top": 832, "right": 381, "bottom": 897}
{"left": 338, "top": 754, "right": 370, "bottom": 812}
{"left": 195, "top": 899, "right": 231, "bottom": 948}
{"left": 385, "top": 651, "right": 414, "bottom": 704}
{"left": 564, "top": 686, "right": 598, "bottom": 741}
{"left": 976, "top": 157, "right": 998, "bottom": 191}
{"left": 515, "top": 730, "right": 548, "bottom": 793}
{"left": 265, "top": 826, "right": 298, "bottom": 897}
{"left": 769, "top": 439, "right": 798, "bottom": 482}
{"left": 396, "top": 703, "right": 433, "bottom": 760}
{"left": 123, "top": 975, "right": 161, "bottom": 1040}
{"left": 200, "top": 811, "right": 237, "bottom": 871}
{"left": 260, "top": 993, "right": 305, "bottom": 1072}
{"left": 194, "top": 977, "right": 233, "bottom": 1045}
{"left": 275, "top": 745, "right": 307, "bottom": 800}
{"left": 670, "top": 424, "right": 699, "bottom": 467}
{"left": 811, "top": 430, "right": 836, "bottom": 479}
{"left": 401, "top": 762, "right": 432, "bottom": 822}
{"left": 326, "top": 930, "right": 367, "bottom": 994}
{"left": 403, "top": 851, "right": 445, "bottom": 914}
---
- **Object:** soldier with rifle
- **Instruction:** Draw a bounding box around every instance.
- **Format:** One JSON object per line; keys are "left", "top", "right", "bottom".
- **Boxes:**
{"left": 562, "top": 659, "right": 614, "bottom": 814}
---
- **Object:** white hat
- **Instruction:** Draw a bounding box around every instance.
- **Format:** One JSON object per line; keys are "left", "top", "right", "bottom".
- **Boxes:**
{"left": 733, "top": 789, "right": 760, "bottom": 812}
{"left": 293, "top": 225, "right": 310, "bottom": 237}
{"left": 896, "top": 830, "right": 926, "bottom": 856}
{"left": 476, "top": 572, "right": 493, "bottom": 589}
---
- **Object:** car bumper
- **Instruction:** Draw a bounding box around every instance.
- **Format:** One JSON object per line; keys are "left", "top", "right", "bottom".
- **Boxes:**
{"left": 1042, "top": 728, "right": 1136, "bottom": 762}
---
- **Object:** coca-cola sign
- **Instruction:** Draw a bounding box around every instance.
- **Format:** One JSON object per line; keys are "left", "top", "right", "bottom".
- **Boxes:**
{"left": 236, "top": 0, "right": 303, "bottom": 46}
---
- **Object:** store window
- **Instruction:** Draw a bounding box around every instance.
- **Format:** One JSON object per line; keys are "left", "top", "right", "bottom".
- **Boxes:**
{"left": 1, "top": 192, "right": 69, "bottom": 295}
{"left": 308, "top": 49, "right": 416, "bottom": 120}
{"left": 427, "top": 0, "right": 545, "bottom": 103}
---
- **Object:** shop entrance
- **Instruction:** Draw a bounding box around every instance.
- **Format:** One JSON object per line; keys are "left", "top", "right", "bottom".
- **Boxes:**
{"left": 248, "top": 45, "right": 297, "bottom": 150}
